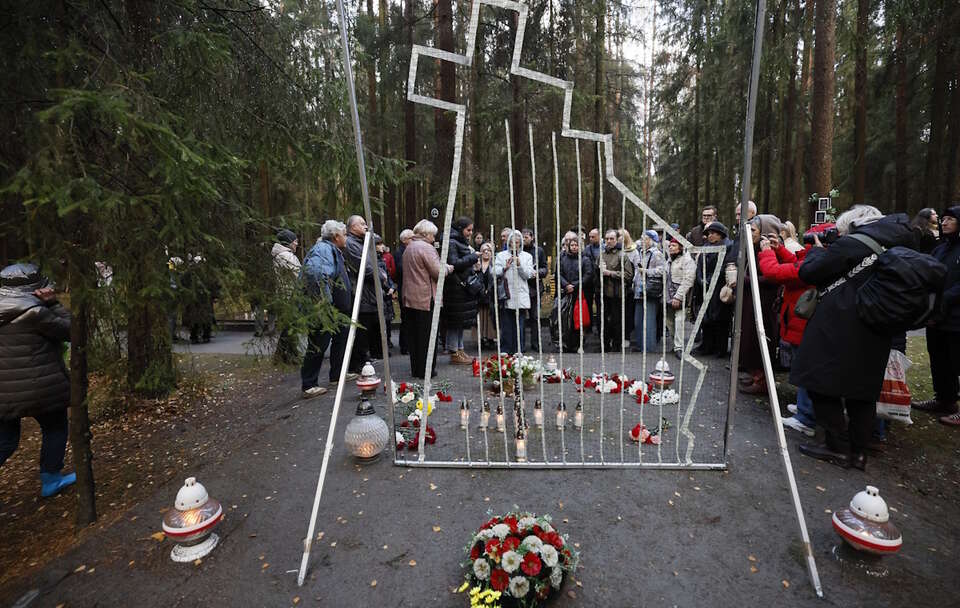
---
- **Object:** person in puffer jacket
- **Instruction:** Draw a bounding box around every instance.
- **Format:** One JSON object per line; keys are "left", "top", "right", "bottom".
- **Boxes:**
{"left": 0, "top": 263, "right": 77, "bottom": 497}
{"left": 756, "top": 227, "right": 819, "bottom": 438}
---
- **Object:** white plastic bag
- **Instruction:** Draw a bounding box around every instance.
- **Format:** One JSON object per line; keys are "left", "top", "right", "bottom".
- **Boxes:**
{"left": 876, "top": 350, "right": 913, "bottom": 424}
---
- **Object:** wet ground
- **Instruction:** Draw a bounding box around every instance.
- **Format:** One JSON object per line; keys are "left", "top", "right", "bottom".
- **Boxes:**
{"left": 2, "top": 331, "right": 958, "bottom": 607}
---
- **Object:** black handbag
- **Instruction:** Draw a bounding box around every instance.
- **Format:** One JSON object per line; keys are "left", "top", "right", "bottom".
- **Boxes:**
{"left": 458, "top": 270, "right": 485, "bottom": 299}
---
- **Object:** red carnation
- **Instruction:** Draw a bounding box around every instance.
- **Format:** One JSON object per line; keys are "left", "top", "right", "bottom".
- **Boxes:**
{"left": 484, "top": 538, "right": 501, "bottom": 558}
{"left": 490, "top": 568, "right": 509, "bottom": 591}
{"left": 532, "top": 525, "right": 543, "bottom": 535}
{"left": 574, "top": 375, "right": 582, "bottom": 384}
{"left": 504, "top": 515, "right": 519, "bottom": 533}
{"left": 470, "top": 543, "right": 481, "bottom": 560}
{"left": 501, "top": 536, "right": 521, "bottom": 552}
{"left": 521, "top": 552, "right": 542, "bottom": 576}
{"left": 545, "top": 532, "right": 564, "bottom": 549}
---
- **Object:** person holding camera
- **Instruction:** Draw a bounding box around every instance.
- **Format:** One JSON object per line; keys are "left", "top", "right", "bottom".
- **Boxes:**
{"left": 790, "top": 206, "right": 918, "bottom": 470}
{"left": 0, "top": 263, "right": 77, "bottom": 497}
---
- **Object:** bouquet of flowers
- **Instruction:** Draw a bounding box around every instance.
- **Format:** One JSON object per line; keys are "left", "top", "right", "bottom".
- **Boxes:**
{"left": 393, "top": 380, "right": 452, "bottom": 451}
{"left": 483, "top": 355, "right": 542, "bottom": 386}
{"left": 462, "top": 512, "right": 579, "bottom": 607}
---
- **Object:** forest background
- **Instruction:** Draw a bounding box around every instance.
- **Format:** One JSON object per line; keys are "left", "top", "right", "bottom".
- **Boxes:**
{"left": 0, "top": 0, "right": 958, "bottom": 523}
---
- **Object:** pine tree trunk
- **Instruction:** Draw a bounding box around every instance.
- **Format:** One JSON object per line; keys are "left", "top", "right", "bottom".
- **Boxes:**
{"left": 924, "top": 7, "right": 949, "bottom": 211}
{"left": 895, "top": 21, "right": 908, "bottom": 213}
{"left": 592, "top": 0, "right": 606, "bottom": 225}
{"left": 852, "top": 0, "right": 868, "bottom": 203}
{"left": 69, "top": 280, "right": 96, "bottom": 526}
{"left": 780, "top": 0, "right": 799, "bottom": 217}
{"left": 792, "top": 0, "right": 814, "bottom": 225}
{"left": 810, "top": 0, "right": 835, "bottom": 221}
{"left": 404, "top": 0, "right": 418, "bottom": 226}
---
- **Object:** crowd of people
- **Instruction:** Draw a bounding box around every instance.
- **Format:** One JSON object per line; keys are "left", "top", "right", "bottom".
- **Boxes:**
{"left": 1, "top": 200, "right": 955, "bottom": 497}
{"left": 291, "top": 202, "right": 959, "bottom": 474}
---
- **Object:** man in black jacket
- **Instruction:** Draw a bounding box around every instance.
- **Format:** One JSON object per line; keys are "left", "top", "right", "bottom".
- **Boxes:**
{"left": 0, "top": 263, "right": 76, "bottom": 497}
{"left": 916, "top": 206, "right": 960, "bottom": 424}
{"left": 344, "top": 215, "right": 387, "bottom": 365}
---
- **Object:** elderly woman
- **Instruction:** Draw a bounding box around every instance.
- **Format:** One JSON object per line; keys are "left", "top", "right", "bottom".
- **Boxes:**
{"left": 664, "top": 237, "right": 696, "bottom": 359}
{"left": 552, "top": 231, "right": 594, "bottom": 352}
{"left": 403, "top": 220, "right": 453, "bottom": 379}
{"left": 495, "top": 230, "right": 535, "bottom": 354}
{"left": 627, "top": 229, "right": 664, "bottom": 353}
{"left": 476, "top": 242, "right": 497, "bottom": 349}
{"left": 692, "top": 222, "right": 732, "bottom": 356}
{"left": 791, "top": 206, "right": 918, "bottom": 470}
{"left": 300, "top": 220, "right": 353, "bottom": 396}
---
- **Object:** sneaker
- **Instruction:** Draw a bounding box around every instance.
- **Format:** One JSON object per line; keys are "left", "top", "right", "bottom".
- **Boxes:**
{"left": 939, "top": 412, "right": 960, "bottom": 427}
{"left": 303, "top": 386, "right": 328, "bottom": 398}
{"left": 782, "top": 416, "right": 815, "bottom": 437}
{"left": 913, "top": 399, "right": 959, "bottom": 415}
{"left": 787, "top": 403, "right": 798, "bottom": 415}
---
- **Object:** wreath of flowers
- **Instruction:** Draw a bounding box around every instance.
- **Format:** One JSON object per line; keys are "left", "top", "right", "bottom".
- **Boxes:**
{"left": 462, "top": 511, "right": 579, "bottom": 607}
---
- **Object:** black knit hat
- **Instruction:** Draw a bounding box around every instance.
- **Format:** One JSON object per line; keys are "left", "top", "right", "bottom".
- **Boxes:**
{"left": 277, "top": 229, "right": 297, "bottom": 246}
{"left": 703, "top": 221, "right": 729, "bottom": 239}
{"left": 943, "top": 206, "right": 960, "bottom": 221}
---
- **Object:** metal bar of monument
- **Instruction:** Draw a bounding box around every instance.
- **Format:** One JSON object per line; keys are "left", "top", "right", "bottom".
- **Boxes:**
{"left": 730, "top": 0, "right": 824, "bottom": 598}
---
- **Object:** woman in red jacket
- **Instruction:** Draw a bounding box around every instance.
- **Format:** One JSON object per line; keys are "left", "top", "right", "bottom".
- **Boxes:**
{"left": 756, "top": 232, "right": 815, "bottom": 436}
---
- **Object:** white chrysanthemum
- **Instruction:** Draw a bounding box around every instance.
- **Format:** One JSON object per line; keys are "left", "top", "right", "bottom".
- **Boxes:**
{"left": 477, "top": 529, "right": 494, "bottom": 540}
{"left": 550, "top": 566, "right": 563, "bottom": 589}
{"left": 509, "top": 576, "right": 530, "bottom": 598}
{"left": 473, "top": 558, "right": 491, "bottom": 580}
{"left": 521, "top": 535, "right": 543, "bottom": 552}
{"left": 540, "top": 544, "right": 559, "bottom": 568}
{"left": 501, "top": 550, "right": 521, "bottom": 573}
{"left": 407, "top": 410, "right": 422, "bottom": 422}
{"left": 400, "top": 392, "right": 415, "bottom": 403}
{"left": 491, "top": 523, "right": 511, "bottom": 539}
{"left": 518, "top": 517, "right": 537, "bottom": 530}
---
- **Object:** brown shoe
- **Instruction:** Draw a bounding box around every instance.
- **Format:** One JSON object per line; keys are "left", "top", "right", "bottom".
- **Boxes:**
{"left": 450, "top": 350, "right": 473, "bottom": 365}
{"left": 939, "top": 412, "right": 960, "bottom": 426}
{"left": 913, "top": 399, "right": 959, "bottom": 415}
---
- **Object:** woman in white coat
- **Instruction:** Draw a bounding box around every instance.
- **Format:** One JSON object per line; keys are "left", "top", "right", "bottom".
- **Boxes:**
{"left": 495, "top": 230, "right": 535, "bottom": 354}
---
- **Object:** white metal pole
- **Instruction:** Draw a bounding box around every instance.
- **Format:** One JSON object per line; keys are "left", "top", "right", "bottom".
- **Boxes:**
{"left": 297, "top": 232, "right": 371, "bottom": 586}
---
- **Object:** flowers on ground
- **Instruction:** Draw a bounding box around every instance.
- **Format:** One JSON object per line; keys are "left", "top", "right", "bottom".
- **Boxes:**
{"left": 462, "top": 511, "right": 579, "bottom": 607}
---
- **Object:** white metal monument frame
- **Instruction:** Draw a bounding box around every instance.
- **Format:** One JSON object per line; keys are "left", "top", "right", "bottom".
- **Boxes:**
{"left": 299, "top": 0, "right": 823, "bottom": 597}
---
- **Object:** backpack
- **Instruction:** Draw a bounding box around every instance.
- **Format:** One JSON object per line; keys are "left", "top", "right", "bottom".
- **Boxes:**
{"left": 850, "top": 233, "right": 947, "bottom": 333}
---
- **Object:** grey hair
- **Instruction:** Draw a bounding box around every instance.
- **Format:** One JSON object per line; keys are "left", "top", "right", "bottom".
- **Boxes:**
{"left": 413, "top": 219, "right": 438, "bottom": 237}
{"left": 321, "top": 219, "right": 347, "bottom": 240}
{"left": 399, "top": 229, "right": 414, "bottom": 243}
{"left": 562, "top": 231, "right": 578, "bottom": 250}
{"left": 346, "top": 215, "right": 365, "bottom": 229}
{"left": 507, "top": 229, "right": 524, "bottom": 250}
{"left": 836, "top": 204, "right": 883, "bottom": 235}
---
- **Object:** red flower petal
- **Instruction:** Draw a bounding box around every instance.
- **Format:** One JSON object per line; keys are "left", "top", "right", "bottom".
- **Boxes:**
{"left": 490, "top": 568, "right": 509, "bottom": 592}
{"left": 521, "top": 552, "right": 542, "bottom": 576}
{"left": 501, "top": 536, "right": 520, "bottom": 552}
{"left": 470, "top": 543, "right": 481, "bottom": 560}
{"left": 485, "top": 538, "right": 501, "bottom": 556}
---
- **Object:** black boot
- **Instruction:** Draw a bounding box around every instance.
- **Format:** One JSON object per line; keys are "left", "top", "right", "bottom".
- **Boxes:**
{"left": 798, "top": 443, "right": 850, "bottom": 469}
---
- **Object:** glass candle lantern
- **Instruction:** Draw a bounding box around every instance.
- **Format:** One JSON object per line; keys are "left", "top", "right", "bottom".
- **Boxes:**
{"left": 533, "top": 399, "right": 543, "bottom": 427}
{"left": 556, "top": 402, "right": 567, "bottom": 429}
{"left": 480, "top": 400, "right": 491, "bottom": 429}
{"left": 515, "top": 429, "right": 527, "bottom": 462}
{"left": 459, "top": 400, "right": 470, "bottom": 429}
{"left": 495, "top": 403, "right": 506, "bottom": 433}
{"left": 573, "top": 401, "right": 583, "bottom": 429}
